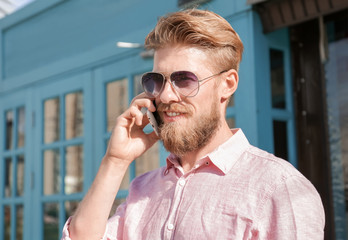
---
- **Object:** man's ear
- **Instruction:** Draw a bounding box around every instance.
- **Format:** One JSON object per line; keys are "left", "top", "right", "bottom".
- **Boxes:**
{"left": 220, "top": 69, "right": 238, "bottom": 100}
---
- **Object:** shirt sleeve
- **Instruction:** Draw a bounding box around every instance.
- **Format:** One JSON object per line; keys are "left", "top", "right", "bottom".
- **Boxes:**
{"left": 60, "top": 202, "right": 127, "bottom": 240}
{"left": 261, "top": 175, "right": 325, "bottom": 240}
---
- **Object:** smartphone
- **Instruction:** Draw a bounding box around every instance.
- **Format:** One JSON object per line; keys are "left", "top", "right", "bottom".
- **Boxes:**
{"left": 146, "top": 101, "right": 161, "bottom": 136}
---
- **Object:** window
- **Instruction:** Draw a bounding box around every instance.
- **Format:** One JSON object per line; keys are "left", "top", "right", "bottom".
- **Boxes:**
{"left": 269, "top": 47, "right": 295, "bottom": 164}
{"left": 2, "top": 107, "right": 26, "bottom": 240}
{"left": 325, "top": 10, "right": 348, "bottom": 238}
{"left": 41, "top": 91, "right": 84, "bottom": 239}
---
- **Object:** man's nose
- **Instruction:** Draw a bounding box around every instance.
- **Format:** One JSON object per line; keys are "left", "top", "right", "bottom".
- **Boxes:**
{"left": 158, "top": 80, "right": 181, "bottom": 104}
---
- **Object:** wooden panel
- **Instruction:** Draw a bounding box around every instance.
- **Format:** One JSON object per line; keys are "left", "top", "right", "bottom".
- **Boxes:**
{"left": 305, "top": 0, "right": 320, "bottom": 16}
{"left": 292, "top": 0, "right": 307, "bottom": 19}
{"left": 290, "top": 19, "right": 335, "bottom": 240}
{"left": 279, "top": 1, "right": 295, "bottom": 24}
{"left": 318, "top": 0, "right": 331, "bottom": 11}
{"left": 254, "top": 0, "right": 348, "bottom": 32}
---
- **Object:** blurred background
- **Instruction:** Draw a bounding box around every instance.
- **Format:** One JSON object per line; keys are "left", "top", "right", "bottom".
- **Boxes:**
{"left": 0, "top": 0, "right": 347, "bottom": 239}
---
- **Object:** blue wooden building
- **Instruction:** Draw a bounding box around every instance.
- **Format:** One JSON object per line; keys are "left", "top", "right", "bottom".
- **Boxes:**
{"left": 0, "top": 0, "right": 347, "bottom": 239}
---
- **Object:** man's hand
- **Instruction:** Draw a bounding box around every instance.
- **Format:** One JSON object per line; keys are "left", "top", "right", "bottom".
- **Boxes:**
{"left": 105, "top": 93, "right": 159, "bottom": 165}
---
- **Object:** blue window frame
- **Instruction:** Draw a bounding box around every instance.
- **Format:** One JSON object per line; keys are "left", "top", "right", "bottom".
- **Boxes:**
{"left": 253, "top": 25, "right": 297, "bottom": 166}
{"left": 267, "top": 29, "right": 297, "bottom": 166}
{"left": 0, "top": 90, "right": 31, "bottom": 240}
{"left": 31, "top": 72, "right": 93, "bottom": 240}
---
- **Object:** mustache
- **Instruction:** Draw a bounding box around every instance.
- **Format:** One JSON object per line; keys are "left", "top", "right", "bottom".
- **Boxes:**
{"left": 157, "top": 102, "right": 193, "bottom": 115}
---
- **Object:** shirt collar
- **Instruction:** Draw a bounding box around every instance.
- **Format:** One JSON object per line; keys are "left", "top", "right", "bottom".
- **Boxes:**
{"left": 165, "top": 128, "right": 250, "bottom": 175}
{"left": 207, "top": 128, "right": 250, "bottom": 174}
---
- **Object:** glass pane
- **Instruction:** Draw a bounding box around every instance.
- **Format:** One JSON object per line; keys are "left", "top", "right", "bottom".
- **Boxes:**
{"left": 119, "top": 169, "right": 130, "bottom": 190}
{"left": 227, "top": 95, "right": 235, "bottom": 107}
{"left": 135, "top": 142, "right": 159, "bottom": 177}
{"left": 106, "top": 79, "right": 128, "bottom": 132}
{"left": 273, "top": 120, "right": 288, "bottom": 160}
{"left": 43, "top": 149, "right": 60, "bottom": 195}
{"left": 17, "top": 155, "right": 25, "bottom": 196}
{"left": 325, "top": 11, "right": 348, "bottom": 237}
{"left": 5, "top": 158, "right": 12, "bottom": 197}
{"left": 65, "top": 92, "right": 84, "bottom": 140}
{"left": 5, "top": 110, "right": 13, "bottom": 150}
{"left": 16, "top": 205, "right": 24, "bottom": 240}
{"left": 43, "top": 203, "right": 59, "bottom": 240}
{"left": 17, "top": 107, "right": 25, "bottom": 148}
{"left": 4, "top": 206, "right": 10, "bottom": 240}
{"left": 44, "top": 98, "right": 60, "bottom": 143}
{"left": 270, "top": 49, "right": 286, "bottom": 109}
{"left": 109, "top": 198, "right": 126, "bottom": 218}
{"left": 65, "top": 145, "right": 83, "bottom": 194}
{"left": 226, "top": 117, "right": 236, "bottom": 129}
{"left": 65, "top": 201, "right": 79, "bottom": 221}
{"left": 133, "top": 74, "right": 143, "bottom": 96}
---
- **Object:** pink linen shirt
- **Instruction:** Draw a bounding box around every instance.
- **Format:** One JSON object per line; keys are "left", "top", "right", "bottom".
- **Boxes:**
{"left": 62, "top": 129, "right": 325, "bottom": 240}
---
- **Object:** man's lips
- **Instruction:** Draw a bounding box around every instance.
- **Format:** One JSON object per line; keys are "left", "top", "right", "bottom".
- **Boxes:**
{"left": 157, "top": 102, "right": 192, "bottom": 121}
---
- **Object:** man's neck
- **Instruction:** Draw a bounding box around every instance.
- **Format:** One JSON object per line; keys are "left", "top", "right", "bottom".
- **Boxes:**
{"left": 180, "top": 124, "right": 233, "bottom": 173}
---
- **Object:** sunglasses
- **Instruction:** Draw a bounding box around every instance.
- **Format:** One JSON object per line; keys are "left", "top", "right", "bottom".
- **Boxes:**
{"left": 141, "top": 70, "right": 227, "bottom": 98}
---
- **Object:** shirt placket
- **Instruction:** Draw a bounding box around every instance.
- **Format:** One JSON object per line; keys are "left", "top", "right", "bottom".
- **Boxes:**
{"left": 163, "top": 173, "right": 191, "bottom": 240}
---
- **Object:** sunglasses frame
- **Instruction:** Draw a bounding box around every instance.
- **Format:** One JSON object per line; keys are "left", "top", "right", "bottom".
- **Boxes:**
{"left": 141, "top": 69, "right": 228, "bottom": 98}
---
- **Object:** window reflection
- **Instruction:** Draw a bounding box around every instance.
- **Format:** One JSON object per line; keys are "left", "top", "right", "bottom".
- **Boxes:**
{"left": 16, "top": 205, "right": 23, "bottom": 240}
{"left": 325, "top": 11, "right": 348, "bottom": 233}
{"left": 135, "top": 142, "right": 159, "bottom": 177}
{"left": 133, "top": 74, "right": 143, "bottom": 96}
{"left": 109, "top": 198, "right": 126, "bottom": 218}
{"left": 226, "top": 118, "right": 236, "bottom": 129}
{"left": 65, "top": 201, "right": 79, "bottom": 221}
{"left": 5, "top": 158, "right": 12, "bottom": 197}
{"left": 65, "top": 92, "right": 83, "bottom": 140}
{"left": 119, "top": 169, "right": 130, "bottom": 190}
{"left": 43, "top": 149, "right": 60, "bottom": 195}
{"left": 270, "top": 49, "right": 286, "bottom": 109}
{"left": 227, "top": 95, "right": 235, "bottom": 107}
{"left": 65, "top": 145, "right": 83, "bottom": 194}
{"left": 107, "top": 79, "right": 128, "bottom": 132}
{"left": 17, "top": 107, "right": 25, "bottom": 148}
{"left": 44, "top": 98, "right": 60, "bottom": 143}
{"left": 273, "top": 120, "right": 288, "bottom": 160}
{"left": 4, "top": 205, "right": 11, "bottom": 240}
{"left": 17, "top": 155, "right": 25, "bottom": 196}
{"left": 5, "top": 111, "right": 13, "bottom": 150}
{"left": 43, "top": 203, "right": 59, "bottom": 240}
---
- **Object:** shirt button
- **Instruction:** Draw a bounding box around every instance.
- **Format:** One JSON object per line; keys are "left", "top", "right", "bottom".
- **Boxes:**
{"left": 178, "top": 179, "right": 186, "bottom": 186}
{"left": 168, "top": 223, "right": 174, "bottom": 230}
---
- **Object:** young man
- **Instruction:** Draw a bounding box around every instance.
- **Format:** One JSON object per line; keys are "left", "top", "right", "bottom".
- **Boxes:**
{"left": 62, "top": 9, "right": 325, "bottom": 240}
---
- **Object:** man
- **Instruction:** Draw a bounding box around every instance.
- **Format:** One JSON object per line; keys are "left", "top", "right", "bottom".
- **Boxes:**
{"left": 62, "top": 9, "right": 325, "bottom": 240}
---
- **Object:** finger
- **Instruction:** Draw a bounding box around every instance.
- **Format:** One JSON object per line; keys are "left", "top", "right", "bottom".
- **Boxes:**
{"left": 124, "top": 106, "right": 145, "bottom": 126}
{"left": 131, "top": 98, "right": 156, "bottom": 112}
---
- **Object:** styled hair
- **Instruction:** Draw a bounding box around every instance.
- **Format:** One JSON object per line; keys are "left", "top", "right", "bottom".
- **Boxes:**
{"left": 144, "top": 9, "right": 244, "bottom": 71}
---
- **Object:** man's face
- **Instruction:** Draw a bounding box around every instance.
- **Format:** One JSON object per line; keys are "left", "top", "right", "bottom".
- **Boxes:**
{"left": 153, "top": 45, "right": 224, "bottom": 156}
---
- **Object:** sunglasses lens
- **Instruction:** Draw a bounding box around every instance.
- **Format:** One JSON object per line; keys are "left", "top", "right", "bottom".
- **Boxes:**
{"left": 171, "top": 71, "right": 199, "bottom": 96}
{"left": 142, "top": 72, "right": 164, "bottom": 97}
